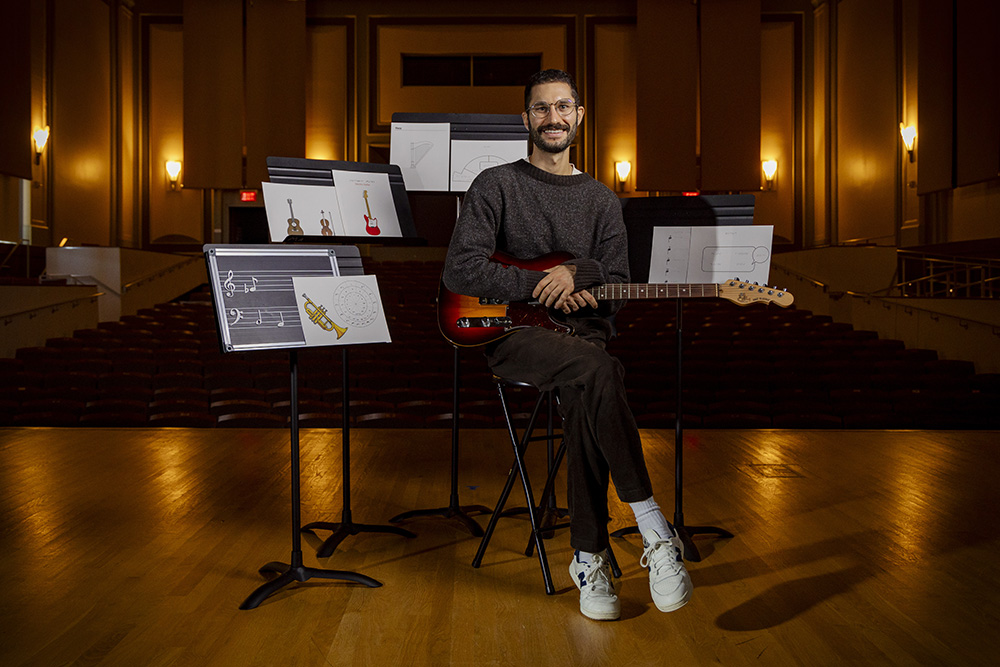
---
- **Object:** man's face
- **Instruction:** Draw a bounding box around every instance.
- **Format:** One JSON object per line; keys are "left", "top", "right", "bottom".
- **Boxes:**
{"left": 522, "top": 81, "right": 584, "bottom": 155}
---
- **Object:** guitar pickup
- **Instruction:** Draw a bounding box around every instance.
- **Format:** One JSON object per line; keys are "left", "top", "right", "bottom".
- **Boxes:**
{"left": 456, "top": 316, "right": 513, "bottom": 329}
{"left": 478, "top": 297, "right": 508, "bottom": 305}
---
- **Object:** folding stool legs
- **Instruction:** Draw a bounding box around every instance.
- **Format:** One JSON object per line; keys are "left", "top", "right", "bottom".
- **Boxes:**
{"left": 471, "top": 383, "right": 556, "bottom": 595}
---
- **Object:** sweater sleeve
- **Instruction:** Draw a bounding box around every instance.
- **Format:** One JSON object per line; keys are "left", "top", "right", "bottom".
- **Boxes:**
{"left": 442, "top": 172, "right": 543, "bottom": 301}
{"left": 564, "top": 194, "right": 629, "bottom": 290}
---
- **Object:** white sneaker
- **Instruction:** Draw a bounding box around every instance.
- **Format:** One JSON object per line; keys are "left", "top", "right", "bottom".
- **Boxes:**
{"left": 640, "top": 528, "right": 693, "bottom": 612}
{"left": 568, "top": 551, "right": 620, "bottom": 621}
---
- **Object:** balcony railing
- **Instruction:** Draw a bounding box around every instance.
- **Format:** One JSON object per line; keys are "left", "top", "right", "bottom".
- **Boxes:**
{"left": 896, "top": 250, "right": 1000, "bottom": 298}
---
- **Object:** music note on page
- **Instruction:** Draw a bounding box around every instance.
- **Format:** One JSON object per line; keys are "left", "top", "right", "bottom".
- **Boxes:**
{"left": 223, "top": 270, "right": 236, "bottom": 297}
{"left": 277, "top": 311, "right": 285, "bottom": 327}
{"left": 256, "top": 310, "right": 262, "bottom": 326}
{"left": 249, "top": 276, "right": 258, "bottom": 292}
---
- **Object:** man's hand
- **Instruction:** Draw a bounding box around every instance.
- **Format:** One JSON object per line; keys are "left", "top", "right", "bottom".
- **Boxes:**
{"left": 533, "top": 264, "right": 599, "bottom": 313}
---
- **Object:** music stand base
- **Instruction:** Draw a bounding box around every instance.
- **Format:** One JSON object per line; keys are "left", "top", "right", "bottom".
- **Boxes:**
{"left": 302, "top": 520, "right": 416, "bottom": 558}
{"left": 240, "top": 555, "right": 381, "bottom": 610}
{"left": 390, "top": 501, "right": 492, "bottom": 537}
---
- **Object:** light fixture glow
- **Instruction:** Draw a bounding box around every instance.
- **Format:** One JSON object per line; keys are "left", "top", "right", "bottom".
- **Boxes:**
{"left": 165, "top": 160, "right": 182, "bottom": 189}
{"left": 33, "top": 126, "right": 50, "bottom": 165}
{"left": 761, "top": 159, "right": 778, "bottom": 190}
{"left": 900, "top": 123, "right": 916, "bottom": 162}
{"left": 614, "top": 161, "right": 631, "bottom": 192}
{"left": 615, "top": 161, "right": 631, "bottom": 183}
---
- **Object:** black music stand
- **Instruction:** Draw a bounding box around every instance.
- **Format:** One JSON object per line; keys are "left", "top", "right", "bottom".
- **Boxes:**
{"left": 388, "top": 346, "right": 492, "bottom": 536}
{"left": 240, "top": 350, "right": 381, "bottom": 609}
{"left": 381, "top": 115, "right": 526, "bottom": 536}
{"left": 301, "top": 348, "right": 417, "bottom": 556}
{"left": 610, "top": 196, "right": 754, "bottom": 561}
{"left": 204, "top": 244, "right": 387, "bottom": 609}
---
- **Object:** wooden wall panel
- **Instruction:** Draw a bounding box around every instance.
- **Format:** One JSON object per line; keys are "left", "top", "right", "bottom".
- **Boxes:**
{"left": 52, "top": 0, "right": 111, "bottom": 246}
{"left": 758, "top": 21, "right": 795, "bottom": 244}
{"left": 591, "top": 22, "right": 637, "bottom": 191}
{"left": 700, "top": 0, "right": 761, "bottom": 192}
{"left": 955, "top": 0, "right": 1000, "bottom": 186}
{"left": 148, "top": 23, "right": 203, "bottom": 245}
{"left": 245, "top": 0, "right": 306, "bottom": 189}
{"left": 917, "top": 0, "right": 954, "bottom": 194}
{"left": 0, "top": 1, "right": 31, "bottom": 180}
{"left": 836, "top": 0, "right": 897, "bottom": 244}
{"left": 182, "top": 0, "right": 243, "bottom": 189}
{"left": 636, "top": 0, "right": 697, "bottom": 192}
{"left": 306, "top": 23, "right": 350, "bottom": 161}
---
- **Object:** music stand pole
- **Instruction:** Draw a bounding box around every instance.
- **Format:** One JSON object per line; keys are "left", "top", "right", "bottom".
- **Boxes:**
{"left": 389, "top": 345, "right": 491, "bottom": 535}
{"left": 301, "top": 348, "right": 416, "bottom": 558}
{"left": 670, "top": 299, "right": 733, "bottom": 561}
{"left": 611, "top": 299, "right": 733, "bottom": 562}
{"left": 240, "top": 349, "right": 381, "bottom": 610}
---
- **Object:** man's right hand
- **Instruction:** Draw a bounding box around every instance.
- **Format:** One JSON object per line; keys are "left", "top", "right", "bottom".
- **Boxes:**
{"left": 533, "top": 264, "right": 599, "bottom": 313}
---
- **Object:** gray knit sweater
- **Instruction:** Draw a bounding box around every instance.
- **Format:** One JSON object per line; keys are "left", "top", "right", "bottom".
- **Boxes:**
{"left": 443, "top": 157, "right": 629, "bottom": 300}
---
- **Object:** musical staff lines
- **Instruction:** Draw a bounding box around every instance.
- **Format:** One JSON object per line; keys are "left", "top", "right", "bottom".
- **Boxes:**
{"left": 206, "top": 246, "right": 344, "bottom": 352}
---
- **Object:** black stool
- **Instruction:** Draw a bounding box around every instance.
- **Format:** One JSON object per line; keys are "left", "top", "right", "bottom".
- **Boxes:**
{"left": 472, "top": 376, "right": 620, "bottom": 595}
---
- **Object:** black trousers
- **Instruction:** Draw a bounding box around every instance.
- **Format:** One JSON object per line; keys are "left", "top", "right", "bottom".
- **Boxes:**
{"left": 485, "top": 325, "right": 654, "bottom": 553}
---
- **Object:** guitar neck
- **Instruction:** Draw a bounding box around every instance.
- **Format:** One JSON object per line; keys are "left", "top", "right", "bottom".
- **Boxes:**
{"left": 592, "top": 283, "right": 720, "bottom": 300}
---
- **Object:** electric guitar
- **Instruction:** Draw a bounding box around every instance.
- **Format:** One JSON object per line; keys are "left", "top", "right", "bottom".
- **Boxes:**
{"left": 363, "top": 190, "right": 380, "bottom": 236}
{"left": 438, "top": 251, "right": 794, "bottom": 347}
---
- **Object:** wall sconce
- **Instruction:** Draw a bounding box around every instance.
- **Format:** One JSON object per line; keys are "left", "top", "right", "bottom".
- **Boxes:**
{"left": 165, "top": 160, "right": 182, "bottom": 190}
{"left": 761, "top": 159, "right": 778, "bottom": 190}
{"left": 33, "top": 126, "right": 50, "bottom": 165}
{"left": 615, "top": 161, "right": 631, "bottom": 192}
{"left": 899, "top": 123, "right": 916, "bottom": 162}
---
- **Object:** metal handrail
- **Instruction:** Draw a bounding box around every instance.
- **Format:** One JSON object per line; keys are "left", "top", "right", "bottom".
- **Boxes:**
{"left": 1, "top": 290, "right": 104, "bottom": 321}
{"left": 771, "top": 262, "right": 997, "bottom": 331}
{"left": 896, "top": 250, "right": 1000, "bottom": 298}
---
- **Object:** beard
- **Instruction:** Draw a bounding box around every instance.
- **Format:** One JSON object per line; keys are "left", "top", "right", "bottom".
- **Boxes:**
{"left": 529, "top": 119, "right": 578, "bottom": 154}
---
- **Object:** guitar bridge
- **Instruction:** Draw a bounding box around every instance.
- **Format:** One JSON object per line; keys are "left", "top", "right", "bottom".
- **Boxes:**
{"left": 478, "top": 297, "right": 507, "bottom": 305}
{"left": 456, "top": 316, "right": 513, "bottom": 329}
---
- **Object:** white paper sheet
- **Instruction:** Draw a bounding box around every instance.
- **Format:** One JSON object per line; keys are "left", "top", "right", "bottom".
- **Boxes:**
{"left": 292, "top": 275, "right": 391, "bottom": 346}
{"left": 390, "top": 122, "right": 451, "bottom": 191}
{"left": 262, "top": 182, "right": 345, "bottom": 240}
{"left": 450, "top": 139, "right": 528, "bottom": 192}
{"left": 649, "top": 225, "right": 774, "bottom": 285}
{"left": 330, "top": 170, "right": 402, "bottom": 237}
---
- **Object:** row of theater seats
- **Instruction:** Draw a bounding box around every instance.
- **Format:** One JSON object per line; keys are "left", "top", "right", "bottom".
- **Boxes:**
{"left": 2, "top": 258, "right": 998, "bottom": 429}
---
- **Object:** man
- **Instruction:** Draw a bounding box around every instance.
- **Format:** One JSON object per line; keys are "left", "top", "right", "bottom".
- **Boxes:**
{"left": 443, "top": 69, "right": 692, "bottom": 621}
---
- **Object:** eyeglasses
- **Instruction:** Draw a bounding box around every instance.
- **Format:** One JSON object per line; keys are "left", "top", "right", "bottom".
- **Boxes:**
{"left": 526, "top": 99, "right": 579, "bottom": 119}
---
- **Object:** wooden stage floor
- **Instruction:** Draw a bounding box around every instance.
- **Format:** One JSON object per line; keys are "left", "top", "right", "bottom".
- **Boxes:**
{"left": 1, "top": 426, "right": 998, "bottom": 666}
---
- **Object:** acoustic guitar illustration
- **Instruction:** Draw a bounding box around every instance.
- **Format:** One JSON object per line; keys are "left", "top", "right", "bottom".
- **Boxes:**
{"left": 319, "top": 210, "right": 333, "bottom": 236}
{"left": 362, "top": 190, "right": 380, "bottom": 236}
{"left": 286, "top": 199, "right": 304, "bottom": 236}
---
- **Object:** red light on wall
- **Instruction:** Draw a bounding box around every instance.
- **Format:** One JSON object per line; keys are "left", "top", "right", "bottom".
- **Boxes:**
{"left": 240, "top": 190, "right": 258, "bottom": 202}
{"left": 682, "top": 191, "right": 700, "bottom": 197}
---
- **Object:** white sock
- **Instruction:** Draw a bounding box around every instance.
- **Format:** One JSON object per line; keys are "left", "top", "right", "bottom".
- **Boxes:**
{"left": 629, "top": 496, "right": 674, "bottom": 540}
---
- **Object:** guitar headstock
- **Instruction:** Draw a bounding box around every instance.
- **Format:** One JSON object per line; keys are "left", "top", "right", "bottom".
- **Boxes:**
{"left": 718, "top": 279, "right": 794, "bottom": 307}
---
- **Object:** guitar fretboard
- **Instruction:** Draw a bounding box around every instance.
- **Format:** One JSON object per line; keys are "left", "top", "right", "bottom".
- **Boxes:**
{"left": 592, "top": 283, "right": 720, "bottom": 300}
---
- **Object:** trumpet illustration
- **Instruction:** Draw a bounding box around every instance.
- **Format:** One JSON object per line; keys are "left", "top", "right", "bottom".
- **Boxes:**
{"left": 302, "top": 293, "right": 347, "bottom": 339}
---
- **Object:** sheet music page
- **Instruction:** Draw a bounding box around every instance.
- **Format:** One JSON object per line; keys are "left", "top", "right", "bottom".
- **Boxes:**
{"left": 330, "top": 170, "right": 402, "bottom": 237}
{"left": 648, "top": 227, "right": 693, "bottom": 284}
{"left": 649, "top": 225, "right": 774, "bottom": 284}
{"left": 390, "top": 122, "right": 451, "bottom": 191}
{"left": 449, "top": 140, "right": 528, "bottom": 192}
{"left": 292, "top": 275, "right": 392, "bottom": 346}
{"left": 262, "top": 182, "right": 345, "bottom": 240}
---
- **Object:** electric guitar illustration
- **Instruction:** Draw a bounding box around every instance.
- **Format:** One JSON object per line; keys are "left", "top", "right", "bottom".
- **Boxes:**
{"left": 363, "top": 190, "right": 380, "bottom": 236}
{"left": 438, "top": 251, "right": 795, "bottom": 347}
{"left": 286, "top": 199, "right": 303, "bottom": 236}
